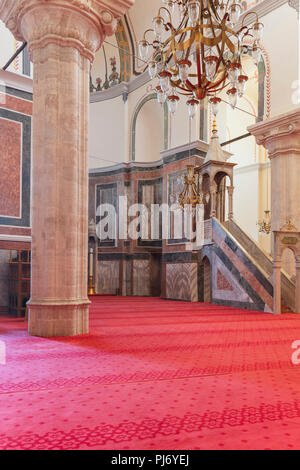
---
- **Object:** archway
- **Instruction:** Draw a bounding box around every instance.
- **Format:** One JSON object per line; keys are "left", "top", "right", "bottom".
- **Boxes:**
{"left": 281, "top": 248, "right": 297, "bottom": 313}
{"left": 214, "top": 172, "right": 232, "bottom": 223}
{"left": 131, "top": 93, "right": 168, "bottom": 162}
{"left": 273, "top": 229, "right": 300, "bottom": 314}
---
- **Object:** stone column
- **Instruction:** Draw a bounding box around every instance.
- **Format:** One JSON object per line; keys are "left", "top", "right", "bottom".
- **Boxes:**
{"left": 210, "top": 184, "right": 217, "bottom": 218}
{"left": 227, "top": 185, "right": 234, "bottom": 220}
{"left": 248, "top": 109, "right": 300, "bottom": 232}
{"left": 273, "top": 259, "right": 282, "bottom": 314}
{"left": 0, "top": 0, "right": 134, "bottom": 337}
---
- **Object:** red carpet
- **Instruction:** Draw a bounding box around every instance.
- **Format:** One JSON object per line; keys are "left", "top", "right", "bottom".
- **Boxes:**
{"left": 1, "top": 296, "right": 300, "bottom": 450}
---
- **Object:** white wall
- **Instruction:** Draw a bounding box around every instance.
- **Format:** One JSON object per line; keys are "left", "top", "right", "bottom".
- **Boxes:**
{"left": 89, "top": 96, "right": 125, "bottom": 168}
{"left": 0, "top": 20, "right": 32, "bottom": 77}
{"left": 135, "top": 98, "right": 164, "bottom": 162}
{"left": 263, "top": 3, "right": 299, "bottom": 116}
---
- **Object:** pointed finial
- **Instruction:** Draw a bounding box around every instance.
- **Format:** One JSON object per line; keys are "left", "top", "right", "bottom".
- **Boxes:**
{"left": 212, "top": 118, "right": 217, "bottom": 134}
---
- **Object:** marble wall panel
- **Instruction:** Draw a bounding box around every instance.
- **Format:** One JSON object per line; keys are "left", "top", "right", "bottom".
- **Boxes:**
{"left": 0, "top": 119, "right": 21, "bottom": 218}
{"left": 165, "top": 262, "right": 198, "bottom": 302}
{"left": 97, "top": 260, "right": 120, "bottom": 294}
{"left": 132, "top": 259, "right": 151, "bottom": 296}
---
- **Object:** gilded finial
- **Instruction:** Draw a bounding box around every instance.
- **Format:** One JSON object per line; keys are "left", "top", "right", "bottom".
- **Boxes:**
{"left": 213, "top": 118, "right": 217, "bottom": 133}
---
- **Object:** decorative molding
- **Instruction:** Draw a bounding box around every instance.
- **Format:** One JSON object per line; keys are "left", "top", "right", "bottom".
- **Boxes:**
{"left": 0, "top": 69, "right": 33, "bottom": 95}
{"left": 90, "top": 69, "right": 149, "bottom": 102}
{"left": 248, "top": 108, "right": 300, "bottom": 152}
{"left": 236, "top": 0, "right": 288, "bottom": 29}
{"left": 288, "top": 0, "right": 299, "bottom": 16}
{"left": 0, "top": 234, "right": 31, "bottom": 242}
{"left": 0, "top": 0, "right": 135, "bottom": 62}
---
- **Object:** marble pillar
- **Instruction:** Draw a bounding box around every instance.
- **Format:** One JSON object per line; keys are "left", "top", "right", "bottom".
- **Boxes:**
{"left": 273, "top": 259, "right": 282, "bottom": 315}
{"left": 210, "top": 185, "right": 217, "bottom": 218}
{"left": 0, "top": 0, "right": 134, "bottom": 337}
{"left": 249, "top": 109, "right": 300, "bottom": 313}
{"left": 249, "top": 109, "right": 300, "bottom": 232}
{"left": 227, "top": 186, "right": 234, "bottom": 220}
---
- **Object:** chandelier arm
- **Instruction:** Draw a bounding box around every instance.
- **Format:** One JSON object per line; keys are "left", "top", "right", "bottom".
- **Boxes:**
{"left": 242, "top": 11, "right": 259, "bottom": 28}
{"left": 177, "top": 13, "right": 189, "bottom": 48}
{"left": 184, "top": 41, "right": 193, "bottom": 63}
{"left": 143, "top": 29, "right": 156, "bottom": 45}
{"left": 206, "top": 70, "right": 228, "bottom": 92}
{"left": 185, "top": 79, "right": 197, "bottom": 92}
{"left": 171, "top": 36, "right": 180, "bottom": 66}
{"left": 195, "top": 32, "right": 203, "bottom": 88}
{"left": 158, "top": 6, "right": 173, "bottom": 25}
{"left": 208, "top": 8, "right": 227, "bottom": 71}
{"left": 206, "top": 77, "right": 230, "bottom": 94}
{"left": 208, "top": 0, "right": 219, "bottom": 23}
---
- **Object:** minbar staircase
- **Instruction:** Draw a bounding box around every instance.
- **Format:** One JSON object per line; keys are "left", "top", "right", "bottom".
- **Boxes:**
{"left": 222, "top": 219, "right": 296, "bottom": 313}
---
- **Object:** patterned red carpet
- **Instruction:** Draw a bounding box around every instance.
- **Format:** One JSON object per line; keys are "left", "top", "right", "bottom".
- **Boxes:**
{"left": 1, "top": 296, "right": 300, "bottom": 450}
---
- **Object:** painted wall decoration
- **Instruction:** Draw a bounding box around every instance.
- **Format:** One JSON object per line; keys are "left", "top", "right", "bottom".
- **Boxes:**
{"left": 0, "top": 85, "right": 32, "bottom": 234}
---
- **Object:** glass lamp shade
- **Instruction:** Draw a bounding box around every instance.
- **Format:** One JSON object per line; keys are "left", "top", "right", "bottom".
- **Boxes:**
{"left": 167, "top": 94, "right": 180, "bottom": 114}
{"left": 203, "top": 17, "right": 213, "bottom": 38}
{"left": 178, "top": 59, "right": 191, "bottom": 83}
{"left": 187, "top": 98, "right": 199, "bottom": 118}
{"left": 156, "top": 85, "right": 166, "bottom": 104}
{"left": 240, "top": 38, "right": 249, "bottom": 55}
{"left": 217, "top": 2, "right": 226, "bottom": 19}
{"left": 210, "top": 96, "right": 222, "bottom": 116}
{"left": 204, "top": 56, "right": 218, "bottom": 82}
{"left": 253, "top": 22, "right": 264, "bottom": 42}
{"left": 252, "top": 43, "right": 261, "bottom": 65}
{"left": 138, "top": 40, "right": 149, "bottom": 61}
{"left": 227, "top": 62, "right": 241, "bottom": 85}
{"left": 153, "top": 15, "right": 164, "bottom": 40}
{"left": 227, "top": 87, "right": 238, "bottom": 109}
{"left": 167, "top": 0, "right": 176, "bottom": 13}
{"left": 148, "top": 61, "right": 158, "bottom": 79}
{"left": 159, "top": 70, "right": 172, "bottom": 93}
{"left": 188, "top": 0, "right": 200, "bottom": 26}
{"left": 237, "top": 74, "right": 248, "bottom": 97}
{"left": 230, "top": 3, "right": 242, "bottom": 25}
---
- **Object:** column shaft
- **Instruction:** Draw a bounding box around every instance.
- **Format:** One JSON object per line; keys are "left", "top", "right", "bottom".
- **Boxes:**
{"left": 28, "top": 45, "right": 90, "bottom": 336}
{"left": 273, "top": 261, "right": 282, "bottom": 314}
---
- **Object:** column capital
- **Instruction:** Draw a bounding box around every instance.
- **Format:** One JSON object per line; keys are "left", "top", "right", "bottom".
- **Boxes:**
{"left": 248, "top": 108, "right": 300, "bottom": 159}
{"left": 0, "top": 0, "right": 134, "bottom": 61}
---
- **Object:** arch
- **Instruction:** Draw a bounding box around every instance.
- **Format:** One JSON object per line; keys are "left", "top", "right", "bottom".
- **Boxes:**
{"left": 131, "top": 93, "right": 169, "bottom": 162}
{"left": 214, "top": 172, "right": 231, "bottom": 223}
{"left": 273, "top": 230, "right": 300, "bottom": 314}
{"left": 259, "top": 45, "right": 271, "bottom": 119}
{"left": 202, "top": 173, "right": 211, "bottom": 220}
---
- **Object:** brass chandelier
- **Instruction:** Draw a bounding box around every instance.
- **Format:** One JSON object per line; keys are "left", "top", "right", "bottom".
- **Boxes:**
{"left": 139, "top": 0, "right": 264, "bottom": 117}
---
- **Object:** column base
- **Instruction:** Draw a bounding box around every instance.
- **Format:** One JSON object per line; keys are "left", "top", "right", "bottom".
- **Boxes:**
{"left": 28, "top": 301, "right": 90, "bottom": 337}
